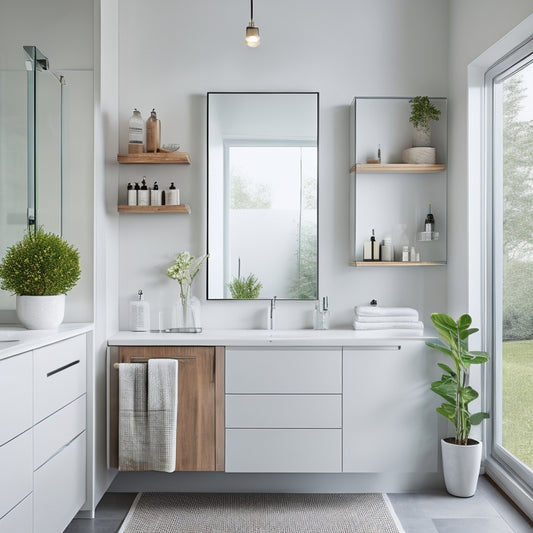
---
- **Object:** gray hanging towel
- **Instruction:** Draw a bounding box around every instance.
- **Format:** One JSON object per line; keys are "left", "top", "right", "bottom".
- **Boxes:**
{"left": 118, "top": 359, "right": 178, "bottom": 472}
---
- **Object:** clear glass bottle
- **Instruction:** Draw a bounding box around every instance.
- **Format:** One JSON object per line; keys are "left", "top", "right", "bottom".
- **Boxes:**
{"left": 128, "top": 108, "right": 144, "bottom": 147}
{"left": 129, "top": 289, "right": 150, "bottom": 331}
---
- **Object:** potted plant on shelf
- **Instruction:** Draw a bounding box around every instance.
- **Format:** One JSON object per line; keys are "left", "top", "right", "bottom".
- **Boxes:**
{"left": 426, "top": 313, "right": 490, "bottom": 497}
{"left": 409, "top": 96, "right": 441, "bottom": 146}
{"left": 0, "top": 227, "right": 81, "bottom": 329}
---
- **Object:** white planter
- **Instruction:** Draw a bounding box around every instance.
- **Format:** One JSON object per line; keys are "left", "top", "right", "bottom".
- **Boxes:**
{"left": 16, "top": 294, "right": 65, "bottom": 330}
{"left": 402, "top": 147, "right": 436, "bottom": 164}
{"left": 441, "top": 437, "right": 482, "bottom": 497}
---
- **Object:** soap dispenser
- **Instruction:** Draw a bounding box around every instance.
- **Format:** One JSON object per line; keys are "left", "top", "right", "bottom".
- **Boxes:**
{"left": 138, "top": 177, "right": 149, "bottom": 206}
{"left": 313, "top": 296, "right": 330, "bottom": 330}
{"left": 363, "top": 229, "right": 380, "bottom": 261}
{"left": 129, "top": 289, "right": 151, "bottom": 332}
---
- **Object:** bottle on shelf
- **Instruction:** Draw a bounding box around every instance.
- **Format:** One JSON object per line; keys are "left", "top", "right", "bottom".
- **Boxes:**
{"left": 166, "top": 182, "right": 180, "bottom": 205}
{"left": 150, "top": 181, "right": 162, "bottom": 206}
{"left": 138, "top": 177, "right": 149, "bottom": 206}
{"left": 146, "top": 109, "right": 161, "bottom": 153}
{"left": 363, "top": 229, "right": 380, "bottom": 261}
{"left": 127, "top": 182, "right": 137, "bottom": 206}
{"left": 128, "top": 108, "right": 144, "bottom": 154}
{"left": 380, "top": 236, "right": 393, "bottom": 261}
{"left": 425, "top": 202, "right": 435, "bottom": 233}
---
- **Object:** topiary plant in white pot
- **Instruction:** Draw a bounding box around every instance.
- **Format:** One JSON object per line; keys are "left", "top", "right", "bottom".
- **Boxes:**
{"left": 426, "top": 312, "right": 490, "bottom": 497}
{"left": 0, "top": 227, "right": 81, "bottom": 329}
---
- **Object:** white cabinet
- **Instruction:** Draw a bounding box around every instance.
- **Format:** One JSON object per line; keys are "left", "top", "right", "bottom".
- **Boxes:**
{"left": 343, "top": 342, "right": 441, "bottom": 473}
{"left": 0, "top": 430, "right": 33, "bottom": 521}
{"left": 225, "top": 347, "right": 342, "bottom": 473}
{"left": 0, "top": 352, "right": 33, "bottom": 527}
{"left": 33, "top": 334, "right": 87, "bottom": 533}
{"left": 0, "top": 351, "right": 32, "bottom": 445}
{"left": 0, "top": 333, "right": 87, "bottom": 533}
{"left": 34, "top": 432, "right": 86, "bottom": 533}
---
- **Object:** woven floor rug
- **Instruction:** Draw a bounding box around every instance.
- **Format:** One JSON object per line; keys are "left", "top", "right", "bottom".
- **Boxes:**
{"left": 118, "top": 492, "right": 405, "bottom": 533}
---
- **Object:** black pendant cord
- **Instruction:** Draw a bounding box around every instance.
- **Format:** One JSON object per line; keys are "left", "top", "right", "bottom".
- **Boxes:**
{"left": 250, "top": 0, "right": 254, "bottom": 21}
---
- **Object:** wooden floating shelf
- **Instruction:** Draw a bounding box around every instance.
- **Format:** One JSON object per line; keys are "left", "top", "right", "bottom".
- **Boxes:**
{"left": 349, "top": 163, "right": 445, "bottom": 174}
{"left": 117, "top": 152, "right": 191, "bottom": 164}
{"left": 349, "top": 261, "right": 446, "bottom": 267}
{"left": 117, "top": 205, "right": 191, "bottom": 214}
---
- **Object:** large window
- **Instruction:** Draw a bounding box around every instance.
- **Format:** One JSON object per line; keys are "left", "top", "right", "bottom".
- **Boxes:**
{"left": 488, "top": 39, "right": 533, "bottom": 491}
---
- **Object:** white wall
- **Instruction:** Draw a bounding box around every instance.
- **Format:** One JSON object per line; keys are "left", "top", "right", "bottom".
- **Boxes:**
{"left": 117, "top": 0, "right": 450, "bottom": 330}
{"left": 447, "top": 0, "right": 533, "bottom": 318}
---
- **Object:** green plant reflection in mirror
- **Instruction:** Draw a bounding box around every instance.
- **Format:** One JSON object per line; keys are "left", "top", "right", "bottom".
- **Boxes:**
{"left": 207, "top": 93, "right": 318, "bottom": 300}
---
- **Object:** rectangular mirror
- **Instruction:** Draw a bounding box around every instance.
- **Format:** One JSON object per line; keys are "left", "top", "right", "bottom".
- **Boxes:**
{"left": 207, "top": 92, "right": 318, "bottom": 300}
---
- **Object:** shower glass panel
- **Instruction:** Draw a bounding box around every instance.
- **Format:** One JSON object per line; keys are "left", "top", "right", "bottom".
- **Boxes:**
{"left": 0, "top": 46, "right": 63, "bottom": 313}
{"left": 0, "top": 57, "right": 27, "bottom": 311}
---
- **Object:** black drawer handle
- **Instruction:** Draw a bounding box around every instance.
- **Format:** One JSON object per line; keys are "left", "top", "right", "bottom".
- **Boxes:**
{"left": 47, "top": 359, "right": 80, "bottom": 377}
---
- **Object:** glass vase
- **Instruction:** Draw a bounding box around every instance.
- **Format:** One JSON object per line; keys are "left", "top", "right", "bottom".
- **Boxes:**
{"left": 176, "top": 289, "right": 201, "bottom": 332}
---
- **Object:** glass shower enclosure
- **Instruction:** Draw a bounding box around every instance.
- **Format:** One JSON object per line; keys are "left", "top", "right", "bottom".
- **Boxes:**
{"left": 0, "top": 45, "right": 64, "bottom": 313}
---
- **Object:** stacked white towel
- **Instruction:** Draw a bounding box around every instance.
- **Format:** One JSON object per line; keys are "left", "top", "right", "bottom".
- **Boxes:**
{"left": 353, "top": 306, "right": 423, "bottom": 334}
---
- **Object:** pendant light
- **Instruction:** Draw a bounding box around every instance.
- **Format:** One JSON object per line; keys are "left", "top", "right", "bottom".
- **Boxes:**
{"left": 245, "top": 0, "right": 260, "bottom": 47}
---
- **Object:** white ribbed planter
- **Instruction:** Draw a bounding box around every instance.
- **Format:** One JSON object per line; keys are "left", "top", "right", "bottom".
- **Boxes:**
{"left": 16, "top": 294, "right": 65, "bottom": 330}
{"left": 441, "top": 437, "right": 482, "bottom": 497}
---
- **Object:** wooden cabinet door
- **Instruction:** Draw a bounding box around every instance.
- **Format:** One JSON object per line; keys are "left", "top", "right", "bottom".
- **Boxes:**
{"left": 109, "top": 345, "right": 224, "bottom": 471}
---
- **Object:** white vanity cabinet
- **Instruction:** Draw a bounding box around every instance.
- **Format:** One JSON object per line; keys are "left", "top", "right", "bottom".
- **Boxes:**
{"left": 0, "top": 351, "right": 33, "bottom": 533}
{"left": 33, "top": 334, "right": 87, "bottom": 533}
{"left": 343, "top": 341, "right": 441, "bottom": 473}
{"left": 225, "top": 347, "right": 342, "bottom": 473}
{"left": 0, "top": 331, "right": 88, "bottom": 533}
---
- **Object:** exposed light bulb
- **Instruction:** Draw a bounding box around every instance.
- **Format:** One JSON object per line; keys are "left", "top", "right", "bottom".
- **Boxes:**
{"left": 245, "top": 22, "right": 260, "bottom": 47}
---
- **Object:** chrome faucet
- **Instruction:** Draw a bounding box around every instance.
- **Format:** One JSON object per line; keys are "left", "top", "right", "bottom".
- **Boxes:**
{"left": 268, "top": 296, "right": 277, "bottom": 330}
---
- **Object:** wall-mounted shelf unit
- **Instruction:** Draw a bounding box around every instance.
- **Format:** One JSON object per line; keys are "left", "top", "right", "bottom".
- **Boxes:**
{"left": 117, "top": 205, "right": 191, "bottom": 213}
{"left": 349, "top": 96, "right": 447, "bottom": 266}
{"left": 117, "top": 152, "right": 191, "bottom": 164}
{"left": 350, "top": 163, "right": 445, "bottom": 174}
{"left": 349, "top": 261, "right": 446, "bottom": 267}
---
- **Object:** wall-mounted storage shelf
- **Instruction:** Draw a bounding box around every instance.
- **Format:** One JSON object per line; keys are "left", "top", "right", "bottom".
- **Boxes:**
{"left": 350, "top": 163, "right": 445, "bottom": 174}
{"left": 117, "top": 205, "right": 191, "bottom": 213}
{"left": 349, "top": 261, "right": 445, "bottom": 267}
{"left": 349, "top": 96, "right": 448, "bottom": 266}
{"left": 117, "top": 152, "right": 191, "bottom": 164}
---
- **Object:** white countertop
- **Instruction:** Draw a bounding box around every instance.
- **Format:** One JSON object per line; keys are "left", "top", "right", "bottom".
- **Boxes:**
{"left": 0, "top": 323, "right": 93, "bottom": 360}
{"left": 108, "top": 328, "right": 438, "bottom": 347}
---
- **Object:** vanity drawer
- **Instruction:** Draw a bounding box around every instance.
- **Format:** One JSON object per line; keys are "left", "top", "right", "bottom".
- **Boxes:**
{"left": 34, "top": 431, "right": 86, "bottom": 533}
{"left": 0, "top": 429, "right": 32, "bottom": 520}
{"left": 0, "top": 493, "right": 32, "bottom": 533}
{"left": 225, "top": 347, "right": 342, "bottom": 393}
{"left": 0, "top": 351, "right": 32, "bottom": 446}
{"left": 226, "top": 428, "right": 342, "bottom": 472}
{"left": 34, "top": 334, "right": 86, "bottom": 423}
{"left": 226, "top": 394, "right": 341, "bottom": 428}
{"left": 34, "top": 394, "right": 86, "bottom": 470}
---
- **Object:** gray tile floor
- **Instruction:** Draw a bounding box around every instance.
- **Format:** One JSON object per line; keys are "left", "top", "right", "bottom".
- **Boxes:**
{"left": 65, "top": 476, "right": 532, "bottom": 533}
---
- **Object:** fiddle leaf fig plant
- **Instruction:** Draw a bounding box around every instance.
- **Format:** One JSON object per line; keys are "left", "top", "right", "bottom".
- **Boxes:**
{"left": 409, "top": 96, "right": 441, "bottom": 134}
{"left": 426, "top": 313, "right": 489, "bottom": 445}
